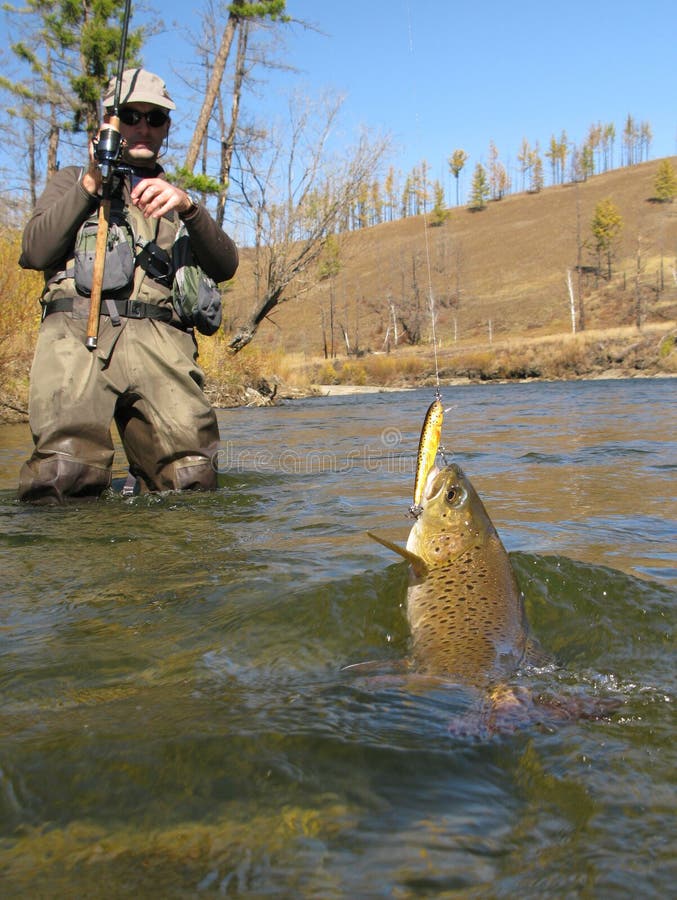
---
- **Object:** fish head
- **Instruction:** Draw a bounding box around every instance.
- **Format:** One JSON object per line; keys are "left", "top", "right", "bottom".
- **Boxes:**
{"left": 406, "top": 463, "right": 497, "bottom": 567}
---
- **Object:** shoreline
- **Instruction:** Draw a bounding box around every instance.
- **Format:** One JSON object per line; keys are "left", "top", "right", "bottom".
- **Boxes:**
{"left": 2, "top": 367, "right": 675, "bottom": 425}
{"left": 305, "top": 368, "right": 677, "bottom": 398}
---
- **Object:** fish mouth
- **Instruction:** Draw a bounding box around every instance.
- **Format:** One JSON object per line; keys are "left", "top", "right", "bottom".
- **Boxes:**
{"left": 420, "top": 463, "right": 468, "bottom": 507}
{"left": 409, "top": 464, "right": 443, "bottom": 517}
{"left": 422, "top": 465, "right": 443, "bottom": 501}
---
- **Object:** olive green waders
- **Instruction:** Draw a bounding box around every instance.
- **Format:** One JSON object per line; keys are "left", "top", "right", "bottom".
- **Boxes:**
{"left": 18, "top": 304, "right": 219, "bottom": 504}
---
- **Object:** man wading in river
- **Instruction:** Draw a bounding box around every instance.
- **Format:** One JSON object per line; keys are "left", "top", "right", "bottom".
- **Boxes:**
{"left": 18, "top": 68, "right": 238, "bottom": 504}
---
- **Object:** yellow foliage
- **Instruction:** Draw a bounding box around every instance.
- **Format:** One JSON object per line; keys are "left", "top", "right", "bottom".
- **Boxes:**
{"left": 340, "top": 361, "right": 368, "bottom": 385}
{"left": 0, "top": 229, "right": 42, "bottom": 408}
{"left": 316, "top": 361, "right": 339, "bottom": 384}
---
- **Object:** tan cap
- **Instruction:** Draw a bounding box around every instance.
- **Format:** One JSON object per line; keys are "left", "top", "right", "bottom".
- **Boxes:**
{"left": 103, "top": 67, "right": 176, "bottom": 111}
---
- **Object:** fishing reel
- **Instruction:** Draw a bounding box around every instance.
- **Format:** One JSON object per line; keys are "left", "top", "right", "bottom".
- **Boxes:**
{"left": 92, "top": 123, "right": 125, "bottom": 182}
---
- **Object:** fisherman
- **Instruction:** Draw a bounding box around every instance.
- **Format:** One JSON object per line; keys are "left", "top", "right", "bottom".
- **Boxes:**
{"left": 18, "top": 68, "right": 239, "bottom": 504}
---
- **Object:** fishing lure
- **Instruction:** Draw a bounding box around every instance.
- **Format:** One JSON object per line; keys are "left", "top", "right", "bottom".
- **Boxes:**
{"left": 410, "top": 392, "right": 445, "bottom": 517}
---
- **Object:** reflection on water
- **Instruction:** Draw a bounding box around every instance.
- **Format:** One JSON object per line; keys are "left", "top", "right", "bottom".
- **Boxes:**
{"left": 0, "top": 378, "right": 675, "bottom": 897}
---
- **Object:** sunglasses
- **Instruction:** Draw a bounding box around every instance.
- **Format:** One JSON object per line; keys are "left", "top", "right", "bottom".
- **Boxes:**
{"left": 119, "top": 107, "right": 170, "bottom": 128}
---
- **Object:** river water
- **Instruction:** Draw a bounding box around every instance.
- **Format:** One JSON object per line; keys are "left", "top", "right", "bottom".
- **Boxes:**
{"left": 0, "top": 378, "right": 675, "bottom": 897}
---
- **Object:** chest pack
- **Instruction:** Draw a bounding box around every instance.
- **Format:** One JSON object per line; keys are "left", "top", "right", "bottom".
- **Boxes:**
{"left": 171, "top": 223, "right": 222, "bottom": 336}
{"left": 71, "top": 200, "right": 222, "bottom": 336}
{"left": 73, "top": 201, "right": 135, "bottom": 295}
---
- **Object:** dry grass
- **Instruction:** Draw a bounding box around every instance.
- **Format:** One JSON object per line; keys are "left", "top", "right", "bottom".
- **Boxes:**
{"left": 0, "top": 230, "right": 42, "bottom": 419}
{"left": 293, "top": 322, "right": 677, "bottom": 388}
{"left": 197, "top": 336, "right": 314, "bottom": 404}
{"left": 225, "top": 157, "right": 677, "bottom": 357}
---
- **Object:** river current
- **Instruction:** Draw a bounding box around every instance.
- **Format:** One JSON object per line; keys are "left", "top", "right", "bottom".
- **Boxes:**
{"left": 0, "top": 377, "right": 675, "bottom": 897}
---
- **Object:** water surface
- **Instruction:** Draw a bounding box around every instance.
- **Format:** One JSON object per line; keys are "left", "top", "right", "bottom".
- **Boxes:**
{"left": 0, "top": 378, "right": 675, "bottom": 897}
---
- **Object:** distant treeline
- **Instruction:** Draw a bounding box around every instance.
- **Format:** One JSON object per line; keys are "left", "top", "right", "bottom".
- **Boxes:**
{"left": 348, "top": 115, "right": 656, "bottom": 231}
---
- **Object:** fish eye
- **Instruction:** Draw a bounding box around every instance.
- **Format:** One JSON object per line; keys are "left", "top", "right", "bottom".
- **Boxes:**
{"left": 444, "top": 484, "right": 466, "bottom": 507}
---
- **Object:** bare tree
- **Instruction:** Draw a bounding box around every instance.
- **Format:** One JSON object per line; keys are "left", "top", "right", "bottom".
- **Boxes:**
{"left": 228, "top": 93, "right": 389, "bottom": 352}
{"left": 1, "top": 0, "right": 144, "bottom": 195}
{"left": 215, "top": 18, "right": 250, "bottom": 225}
{"left": 183, "top": 0, "right": 287, "bottom": 174}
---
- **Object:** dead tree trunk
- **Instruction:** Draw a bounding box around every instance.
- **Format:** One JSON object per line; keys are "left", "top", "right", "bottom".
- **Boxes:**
{"left": 184, "top": 12, "right": 238, "bottom": 173}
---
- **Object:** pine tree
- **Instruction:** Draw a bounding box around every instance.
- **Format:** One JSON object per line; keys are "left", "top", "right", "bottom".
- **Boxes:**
{"left": 545, "top": 134, "right": 558, "bottom": 184}
{"left": 558, "top": 131, "right": 568, "bottom": 183}
{"left": 654, "top": 159, "right": 677, "bottom": 202}
{"left": 384, "top": 167, "right": 397, "bottom": 221}
{"left": 429, "top": 180, "right": 449, "bottom": 226}
{"left": 2, "top": 0, "right": 143, "bottom": 187}
{"left": 529, "top": 146, "right": 544, "bottom": 192}
{"left": 591, "top": 197, "right": 623, "bottom": 279}
{"left": 587, "top": 122, "right": 602, "bottom": 174}
{"left": 469, "top": 163, "right": 490, "bottom": 210}
{"left": 517, "top": 138, "right": 532, "bottom": 192}
{"left": 623, "top": 114, "right": 639, "bottom": 165}
{"left": 488, "top": 141, "right": 509, "bottom": 199}
{"left": 602, "top": 123, "right": 616, "bottom": 171}
{"left": 639, "top": 121, "right": 653, "bottom": 162}
{"left": 448, "top": 149, "right": 468, "bottom": 206}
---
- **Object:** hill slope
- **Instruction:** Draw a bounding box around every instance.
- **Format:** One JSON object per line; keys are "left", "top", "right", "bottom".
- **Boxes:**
{"left": 225, "top": 158, "right": 677, "bottom": 359}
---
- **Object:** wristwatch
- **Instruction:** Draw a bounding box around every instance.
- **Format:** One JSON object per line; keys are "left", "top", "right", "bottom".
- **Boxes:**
{"left": 181, "top": 190, "right": 201, "bottom": 218}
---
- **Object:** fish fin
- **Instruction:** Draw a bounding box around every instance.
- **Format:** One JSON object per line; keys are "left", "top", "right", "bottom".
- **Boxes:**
{"left": 367, "top": 531, "right": 429, "bottom": 578}
{"left": 522, "top": 637, "right": 551, "bottom": 669}
{"left": 341, "top": 658, "right": 411, "bottom": 676}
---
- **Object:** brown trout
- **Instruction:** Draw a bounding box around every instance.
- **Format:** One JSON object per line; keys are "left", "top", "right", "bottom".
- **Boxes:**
{"left": 369, "top": 463, "right": 529, "bottom": 687}
{"left": 365, "top": 462, "right": 621, "bottom": 733}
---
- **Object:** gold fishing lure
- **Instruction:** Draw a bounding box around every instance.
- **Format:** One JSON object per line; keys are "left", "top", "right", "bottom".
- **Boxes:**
{"left": 411, "top": 393, "right": 444, "bottom": 515}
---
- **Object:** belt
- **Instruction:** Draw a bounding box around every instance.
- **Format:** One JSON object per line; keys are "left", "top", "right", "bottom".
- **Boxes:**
{"left": 41, "top": 297, "right": 173, "bottom": 323}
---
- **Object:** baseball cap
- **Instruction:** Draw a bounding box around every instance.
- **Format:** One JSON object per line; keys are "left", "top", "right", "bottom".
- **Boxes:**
{"left": 103, "top": 68, "right": 176, "bottom": 111}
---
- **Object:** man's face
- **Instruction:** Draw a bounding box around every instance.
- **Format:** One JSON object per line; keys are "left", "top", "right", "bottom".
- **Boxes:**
{"left": 115, "top": 102, "right": 171, "bottom": 168}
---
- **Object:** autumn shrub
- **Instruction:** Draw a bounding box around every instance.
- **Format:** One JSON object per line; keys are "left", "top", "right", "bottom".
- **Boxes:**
{"left": 357, "top": 352, "right": 431, "bottom": 384}
{"left": 355, "top": 353, "right": 400, "bottom": 384}
{"left": 453, "top": 349, "right": 498, "bottom": 379}
{"left": 340, "top": 360, "right": 368, "bottom": 385}
{"left": 0, "top": 229, "right": 42, "bottom": 413}
{"left": 393, "top": 354, "right": 433, "bottom": 379}
{"left": 315, "top": 361, "right": 339, "bottom": 384}
{"left": 654, "top": 332, "right": 677, "bottom": 372}
{"left": 493, "top": 346, "right": 542, "bottom": 380}
{"left": 658, "top": 332, "right": 675, "bottom": 359}
{"left": 536, "top": 338, "right": 589, "bottom": 378}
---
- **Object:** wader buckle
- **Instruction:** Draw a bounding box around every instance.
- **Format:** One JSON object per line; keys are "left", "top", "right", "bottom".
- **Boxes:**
{"left": 126, "top": 299, "right": 145, "bottom": 318}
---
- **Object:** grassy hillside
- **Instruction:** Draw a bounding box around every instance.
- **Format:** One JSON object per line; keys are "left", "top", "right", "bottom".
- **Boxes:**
{"left": 1, "top": 159, "right": 676, "bottom": 423}
{"left": 222, "top": 157, "right": 677, "bottom": 373}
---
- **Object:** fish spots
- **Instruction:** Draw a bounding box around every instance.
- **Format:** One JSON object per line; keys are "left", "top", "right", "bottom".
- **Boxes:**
{"left": 405, "top": 463, "right": 525, "bottom": 683}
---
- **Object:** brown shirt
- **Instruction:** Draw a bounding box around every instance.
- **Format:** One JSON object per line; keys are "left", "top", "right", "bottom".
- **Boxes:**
{"left": 20, "top": 166, "right": 239, "bottom": 293}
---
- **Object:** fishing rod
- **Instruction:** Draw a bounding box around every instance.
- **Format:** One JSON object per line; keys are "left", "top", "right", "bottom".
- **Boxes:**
{"left": 403, "top": 1, "right": 449, "bottom": 514}
{"left": 85, "top": 0, "right": 133, "bottom": 350}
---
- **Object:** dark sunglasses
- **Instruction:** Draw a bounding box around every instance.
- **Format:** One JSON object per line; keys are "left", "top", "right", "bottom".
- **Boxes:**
{"left": 119, "top": 107, "right": 170, "bottom": 128}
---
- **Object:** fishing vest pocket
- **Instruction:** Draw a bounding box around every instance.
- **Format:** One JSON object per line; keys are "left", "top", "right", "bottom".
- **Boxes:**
{"left": 171, "top": 223, "right": 222, "bottom": 335}
{"left": 73, "top": 209, "right": 135, "bottom": 295}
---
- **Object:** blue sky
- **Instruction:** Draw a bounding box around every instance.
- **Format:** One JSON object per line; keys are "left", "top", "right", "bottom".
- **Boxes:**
{"left": 1, "top": 0, "right": 674, "bottom": 200}
{"left": 140, "top": 0, "right": 676, "bottom": 195}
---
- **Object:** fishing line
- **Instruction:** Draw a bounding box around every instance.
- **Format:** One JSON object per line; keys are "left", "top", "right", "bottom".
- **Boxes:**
{"left": 404, "top": 0, "right": 441, "bottom": 390}
{"left": 403, "top": 2, "right": 451, "bottom": 514}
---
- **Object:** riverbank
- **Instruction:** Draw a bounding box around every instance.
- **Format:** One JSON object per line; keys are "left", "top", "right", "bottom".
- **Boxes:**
{"left": 2, "top": 321, "right": 675, "bottom": 424}
{"left": 314, "top": 368, "right": 677, "bottom": 397}
{"left": 222, "top": 321, "right": 677, "bottom": 408}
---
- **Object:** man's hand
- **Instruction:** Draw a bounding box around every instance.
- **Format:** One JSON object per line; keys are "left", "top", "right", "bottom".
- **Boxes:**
{"left": 80, "top": 140, "right": 104, "bottom": 197}
{"left": 131, "top": 178, "right": 194, "bottom": 219}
